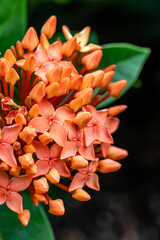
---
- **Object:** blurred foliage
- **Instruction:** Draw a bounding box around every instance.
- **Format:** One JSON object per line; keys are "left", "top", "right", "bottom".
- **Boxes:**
{"left": 0, "top": 0, "right": 27, "bottom": 56}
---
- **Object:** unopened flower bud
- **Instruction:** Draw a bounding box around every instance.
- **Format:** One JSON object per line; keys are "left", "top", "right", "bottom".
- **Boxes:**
{"left": 4, "top": 49, "right": 16, "bottom": 68}
{"left": 46, "top": 168, "right": 60, "bottom": 184}
{"left": 73, "top": 111, "right": 92, "bottom": 128}
{"left": 23, "top": 55, "right": 38, "bottom": 73}
{"left": 79, "top": 74, "right": 94, "bottom": 91}
{"left": 22, "top": 27, "right": 39, "bottom": 51}
{"left": 18, "top": 153, "right": 34, "bottom": 169}
{"left": 5, "top": 68, "right": 20, "bottom": 85}
{"left": 48, "top": 199, "right": 65, "bottom": 216}
{"left": 16, "top": 41, "right": 24, "bottom": 59}
{"left": 61, "top": 37, "right": 77, "bottom": 57}
{"left": 19, "top": 126, "right": 37, "bottom": 144}
{"left": 18, "top": 209, "right": 30, "bottom": 226}
{"left": 0, "top": 58, "right": 10, "bottom": 76}
{"left": 41, "top": 16, "right": 57, "bottom": 39}
{"left": 0, "top": 162, "right": 10, "bottom": 171}
{"left": 71, "top": 156, "right": 88, "bottom": 169}
{"left": 10, "top": 45, "right": 18, "bottom": 60}
{"left": 81, "top": 50, "right": 103, "bottom": 70}
{"left": 13, "top": 141, "right": 21, "bottom": 151}
{"left": 26, "top": 164, "right": 37, "bottom": 175}
{"left": 15, "top": 113, "right": 26, "bottom": 125}
{"left": 29, "top": 81, "right": 46, "bottom": 103}
{"left": 100, "top": 71, "right": 114, "bottom": 88}
{"left": 9, "top": 166, "right": 21, "bottom": 176}
{"left": 107, "top": 80, "right": 127, "bottom": 98}
{"left": 74, "top": 88, "right": 93, "bottom": 106}
{"left": 34, "top": 193, "right": 47, "bottom": 203}
{"left": 72, "top": 189, "right": 91, "bottom": 201}
{"left": 69, "top": 97, "right": 82, "bottom": 112}
{"left": 46, "top": 82, "right": 59, "bottom": 98}
{"left": 104, "top": 64, "right": 116, "bottom": 72}
{"left": 33, "top": 177, "right": 49, "bottom": 194}
{"left": 31, "top": 195, "right": 39, "bottom": 207}
{"left": 29, "top": 104, "right": 39, "bottom": 119}
{"left": 108, "top": 105, "right": 127, "bottom": 117}
{"left": 107, "top": 146, "right": 128, "bottom": 160}
{"left": 23, "top": 144, "right": 36, "bottom": 154}
{"left": 99, "top": 159, "right": 121, "bottom": 173}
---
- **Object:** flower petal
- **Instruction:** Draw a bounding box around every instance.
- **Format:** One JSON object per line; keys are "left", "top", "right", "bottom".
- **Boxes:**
{"left": 9, "top": 175, "right": 32, "bottom": 192}
{"left": 64, "top": 120, "right": 77, "bottom": 140}
{"left": 38, "top": 99, "right": 55, "bottom": 117}
{"left": 6, "top": 192, "right": 23, "bottom": 213}
{"left": 29, "top": 116, "right": 50, "bottom": 133}
{"left": 69, "top": 172, "right": 86, "bottom": 192}
{"left": 96, "top": 125, "right": 113, "bottom": 143}
{"left": 50, "top": 143, "right": 62, "bottom": 159}
{"left": 35, "top": 160, "right": 50, "bottom": 177}
{"left": 78, "top": 141, "right": 95, "bottom": 160}
{"left": 0, "top": 171, "right": 9, "bottom": 189}
{"left": 49, "top": 120, "right": 67, "bottom": 147}
{"left": 101, "top": 142, "right": 110, "bottom": 158}
{"left": 106, "top": 117, "right": 119, "bottom": 134}
{"left": 0, "top": 189, "right": 6, "bottom": 205}
{"left": 0, "top": 143, "right": 17, "bottom": 168}
{"left": 52, "top": 160, "right": 70, "bottom": 177}
{"left": 86, "top": 173, "right": 100, "bottom": 191}
{"left": 84, "top": 126, "right": 96, "bottom": 147}
{"left": 47, "top": 41, "right": 63, "bottom": 61}
{"left": 55, "top": 107, "right": 75, "bottom": 123}
{"left": 60, "top": 141, "right": 77, "bottom": 159}
{"left": 1, "top": 124, "right": 22, "bottom": 144}
{"left": 32, "top": 140, "right": 50, "bottom": 160}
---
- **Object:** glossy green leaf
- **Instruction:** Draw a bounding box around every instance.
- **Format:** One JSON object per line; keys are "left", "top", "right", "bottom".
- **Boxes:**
{"left": 0, "top": 0, "right": 27, "bottom": 56}
{"left": 0, "top": 193, "right": 55, "bottom": 240}
{"left": 97, "top": 43, "right": 151, "bottom": 108}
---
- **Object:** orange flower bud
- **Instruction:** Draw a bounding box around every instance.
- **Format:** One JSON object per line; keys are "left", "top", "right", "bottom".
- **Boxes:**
{"left": 48, "top": 199, "right": 65, "bottom": 216}
{"left": 99, "top": 159, "right": 121, "bottom": 173}
{"left": 23, "top": 55, "right": 38, "bottom": 73}
{"left": 38, "top": 132, "right": 52, "bottom": 145}
{"left": 71, "top": 156, "right": 88, "bottom": 169}
{"left": 61, "top": 37, "right": 77, "bottom": 57}
{"left": 23, "top": 144, "right": 36, "bottom": 154}
{"left": 46, "top": 66, "right": 62, "bottom": 83}
{"left": 34, "top": 193, "right": 47, "bottom": 203}
{"left": 104, "top": 64, "right": 116, "bottom": 72}
{"left": 81, "top": 50, "right": 103, "bottom": 70}
{"left": 72, "top": 189, "right": 91, "bottom": 201}
{"left": 18, "top": 209, "right": 30, "bottom": 226}
{"left": 40, "top": 33, "right": 50, "bottom": 50}
{"left": 10, "top": 45, "right": 18, "bottom": 60}
{"left": 79, "top": 74, "right": 94, "bottom": 91}
{"left": 29, "top": 81, "right": 46, "bottom": 103}
{"left": 19, "top": 126, "right": 37, "bottom": 144}
{"left": 18, "top": 153, "right": 34, "bottom": 169}
{"left": 46, "top": 82, "right": 59, "bottom": 98}
{"left": 33, "top": 177, "right": 49, "bottom": 194}
{"left": 89, "top": 70, "right": 104, "bottom": 88}
{"left": 9, "top": 166, "right": 21, "bottom": 176}
{"left": 100, "top": 71, "right": 114, "bottom": 88}
{"left": 61, "top": 67, "right": 72, "bottom": 79}
{"left": 41, "top": 16, "right": 57, "bottom": 39}
{"left": 5, "top": 68, "right": 20, "bottom": 85}
{"left": 31, "top": 195, "right": 39, "bottom": 207}
{"left": 108, "top": 105, "right": 127, "bottom": 117}
{"left": 73, "top": 111, "right": 92, "bottom": 128}
{"left": 69, "top": 97, "right": 82, "bottom": 112}
{"left": 74, "top": 88, "right": 93, "bottom": 106}
{"left": 26, "top": 164, "right": 37, "bottom": 175}
{"left": 0, "top": 162, "right": 10, "bottom": 171}
{"left": 25, "top": 96, "right": 32, "bottom": 107}
{"left": 4, "top": 49, "right": 16, "bottom": 68}
{"left": 29, "top": 104, "right": 39, "bottom": 119}
{"left": 45, "top": 168, "right": 60, "bottom": 184}
{"left": 15, "top": 113, "right": 26, "bottom": 125}
{"left": 16, "top": 149, "right": 23, "bottom": 156}
{"left": 107, "top": 146, "right": 128, "bottom": 160}
{"left": 22, "top": 27, "right": 39, "bottom": 51}
{"left": 0, "top": 58, "right": 10, "bottom": 76}
{"left": 16, "top": 41, "right": 24, "bottom": 59}
{"left": 13, "top": 141, "right": 21, "bottom": 151}
{"left": 69, "top": 75, "right": 83, "bottom": 90}
{"left": 107, "top": 80, "right": 127, "bottom": 98}
{"left": 57, "top": 78, "right": 70, "bottom": 97}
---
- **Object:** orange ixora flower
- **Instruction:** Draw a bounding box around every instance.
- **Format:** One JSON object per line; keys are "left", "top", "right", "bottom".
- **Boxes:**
{"left": 0, "top": 15, "right": 128, "bottom": 226}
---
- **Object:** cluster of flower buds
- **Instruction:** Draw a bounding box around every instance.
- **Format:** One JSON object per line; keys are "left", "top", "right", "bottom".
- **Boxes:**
{"left": 0, "top": 16, "right": 128, "bottom": 226}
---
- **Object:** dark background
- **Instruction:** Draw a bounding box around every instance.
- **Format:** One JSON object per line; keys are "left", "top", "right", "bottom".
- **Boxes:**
{"left": 29, "top": 1, "right": 160, "bottom": 239}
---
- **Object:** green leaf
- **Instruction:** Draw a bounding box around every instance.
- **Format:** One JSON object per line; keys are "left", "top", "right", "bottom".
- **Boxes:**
{"left": 0, "top": 0, "right": 27, "bottom": 56}
{"left": 97, "top": 43, "right": 151, "bottom": 108}
{"left": 0, "top": 193, "right": 55, "bottom": 240}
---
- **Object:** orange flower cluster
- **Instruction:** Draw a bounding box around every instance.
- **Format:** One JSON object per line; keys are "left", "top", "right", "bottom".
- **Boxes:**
{"left": 0, "top": 16, "right": 128, "bottom": 226}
